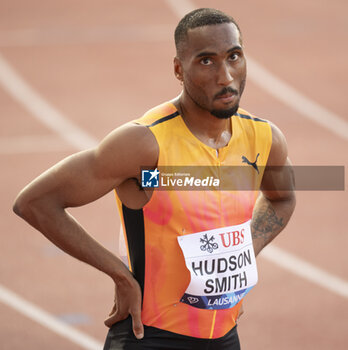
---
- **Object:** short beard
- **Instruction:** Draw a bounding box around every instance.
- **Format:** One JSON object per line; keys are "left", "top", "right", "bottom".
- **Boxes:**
{"left": 210, "top": 104, "right": 239, "bottom": 119}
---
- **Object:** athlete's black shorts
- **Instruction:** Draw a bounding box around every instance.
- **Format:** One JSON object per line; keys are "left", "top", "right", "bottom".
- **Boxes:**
{"left": 103, "top": 316, "right": 241, "bottom": 350}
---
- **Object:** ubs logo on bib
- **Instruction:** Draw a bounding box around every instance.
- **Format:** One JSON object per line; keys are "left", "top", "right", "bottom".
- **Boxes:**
{"left": 219, "top": 229, "right": 245, "bottom": 248}
{"left": 200, "top": 234, "right": 218, "bottom": 253}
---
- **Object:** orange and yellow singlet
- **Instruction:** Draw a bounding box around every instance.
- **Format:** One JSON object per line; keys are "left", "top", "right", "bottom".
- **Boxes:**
{"left": 115, "top": 102, "right": 272, "bottom": 339}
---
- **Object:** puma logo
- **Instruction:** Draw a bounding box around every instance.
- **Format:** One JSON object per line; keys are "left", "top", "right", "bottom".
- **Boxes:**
{"left": 242, "top": 153, "right": 260, "bottom": 174}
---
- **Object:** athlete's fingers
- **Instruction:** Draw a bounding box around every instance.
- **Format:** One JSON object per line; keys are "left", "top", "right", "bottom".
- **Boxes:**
{"left": 104, "top": 308, "right": 122, "bottom": 328}
{"left": 108, "top": 303, "right": 117, "bottom": 317}
{"left": 104, "top": 302, "right": 128, "bottom": 328}
{"left": 104, "top": 310, "right": 118, "bottom": 328}
{"left": 104, "top": 302, "right": 116, "bottom": 327}
{"left": 131, "top": 308, "right": 144, "bottom": 339}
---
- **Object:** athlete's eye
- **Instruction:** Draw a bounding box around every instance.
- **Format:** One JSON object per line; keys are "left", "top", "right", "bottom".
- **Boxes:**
{"left": 229, "top": 53, "right": 240, "bottom": 62}
{"left": 200, "top": 57, "right": 213, "bottom": 65}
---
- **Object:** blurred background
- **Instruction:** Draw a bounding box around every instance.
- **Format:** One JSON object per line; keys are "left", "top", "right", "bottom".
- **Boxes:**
{"left": 0, "top": 0, "right": 347, "bottom": 349}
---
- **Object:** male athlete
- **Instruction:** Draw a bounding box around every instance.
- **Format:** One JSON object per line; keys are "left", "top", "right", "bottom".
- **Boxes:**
{"left": 14, "top": 8, "right": 295, "bottom": 350}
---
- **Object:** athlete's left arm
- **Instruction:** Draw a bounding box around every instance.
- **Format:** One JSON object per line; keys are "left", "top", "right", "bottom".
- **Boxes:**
{"left": 251, "top": 123, "right": 296, "bottom": 256}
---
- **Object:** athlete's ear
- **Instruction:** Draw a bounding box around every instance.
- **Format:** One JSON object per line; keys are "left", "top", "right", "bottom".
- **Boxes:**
{"left": 174, "top": 56, "right": 183, "bottom": 84}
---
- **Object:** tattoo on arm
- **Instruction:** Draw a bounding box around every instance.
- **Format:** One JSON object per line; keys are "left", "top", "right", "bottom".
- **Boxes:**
{"left": 251, "top": 203, "right": 284, "bottom": 246}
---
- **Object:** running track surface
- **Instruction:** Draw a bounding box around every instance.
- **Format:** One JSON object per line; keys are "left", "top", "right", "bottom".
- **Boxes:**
{"left": 1, "top": 1, "right": 347, "bottom": 349}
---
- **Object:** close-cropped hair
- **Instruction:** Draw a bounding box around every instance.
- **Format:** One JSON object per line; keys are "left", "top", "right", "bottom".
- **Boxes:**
{"left": 174, "top": 8, "right": 242, "bottom": 56}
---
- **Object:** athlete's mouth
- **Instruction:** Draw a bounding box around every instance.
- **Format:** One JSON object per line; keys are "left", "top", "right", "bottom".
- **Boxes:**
{"left": 214, "top": 87, "right": 238, "bottom": 101}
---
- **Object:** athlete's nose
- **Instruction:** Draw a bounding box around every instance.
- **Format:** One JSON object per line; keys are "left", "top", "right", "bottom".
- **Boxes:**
{"left": 217, "top": 61, "right": 234, "bottom": 86}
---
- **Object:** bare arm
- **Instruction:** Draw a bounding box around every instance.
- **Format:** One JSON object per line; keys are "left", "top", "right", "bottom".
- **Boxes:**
{"left": 251, "top": 123, "right": 296, "bottom": 256}
{"left": 13, "top": 122, "right": 158, "bottom": 339}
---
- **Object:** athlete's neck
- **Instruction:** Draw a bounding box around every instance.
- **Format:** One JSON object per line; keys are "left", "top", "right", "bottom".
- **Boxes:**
{"left": 172, "top": 94, "right": 232, "bottom": 150}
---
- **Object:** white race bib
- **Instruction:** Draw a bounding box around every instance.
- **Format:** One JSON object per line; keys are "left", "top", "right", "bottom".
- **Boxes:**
{"left": 177, "top": 220, "right": 258, "bottom": 310}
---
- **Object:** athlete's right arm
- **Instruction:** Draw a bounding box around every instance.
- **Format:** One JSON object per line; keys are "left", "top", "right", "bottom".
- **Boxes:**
{"left": 13, "top": 122, "right": 158, "bottom": 339}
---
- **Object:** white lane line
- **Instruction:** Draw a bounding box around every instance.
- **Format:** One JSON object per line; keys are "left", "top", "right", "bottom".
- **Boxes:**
{"left": 0, "top": 135, "right": 73, "bottom": 154}
{"left": 164, "top": 0, "right": 348, "bottom": 141}
{"left": 0, "top": 284, "right": 103, "bottom": 350}
{"left": 0, "top": 53, "right": 100, "bottom": 346}
{"left": 0, "top": 54, "right": 97, "bottom": 151}
{"left": 164, "top": 0, "right": 196, "bottom": 19}
{"left": 0, "top": 25, "right": 171, "bottom": 47}
{"left": 261, "top": 245, "right": 348, "bottom": 299}
{"left": 247, "top": 58, "right": 348, "bottom": 141}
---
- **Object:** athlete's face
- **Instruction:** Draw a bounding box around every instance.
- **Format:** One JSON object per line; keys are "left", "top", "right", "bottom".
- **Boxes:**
{"left": 175, "top": 23, "right": 246, "bottom": 119}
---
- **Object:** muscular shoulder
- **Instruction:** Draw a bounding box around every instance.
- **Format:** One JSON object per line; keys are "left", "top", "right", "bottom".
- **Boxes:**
{"left": 267, "top": 122, "right": 288, "bottom": 167}
{"left": 261, "top": 122, "right": 295, "bottom": 199}
{"left": 94, "top": 122, "right": 159, "bottom": 182}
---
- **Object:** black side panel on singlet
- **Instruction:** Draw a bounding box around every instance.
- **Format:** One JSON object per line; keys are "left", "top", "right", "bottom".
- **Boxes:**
{"left": 121, "top": 205, "right": 145, "bottom": 297}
